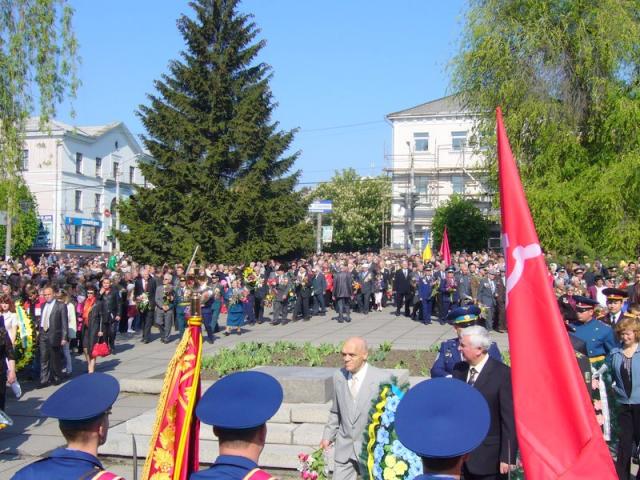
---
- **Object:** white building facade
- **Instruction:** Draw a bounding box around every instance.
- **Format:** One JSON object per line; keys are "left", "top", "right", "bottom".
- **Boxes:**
{"left": 386, "top": 95, "right": 493, "bottom": 252}
{"left": 21, "top": 118, "right": 152, "bottom": 254}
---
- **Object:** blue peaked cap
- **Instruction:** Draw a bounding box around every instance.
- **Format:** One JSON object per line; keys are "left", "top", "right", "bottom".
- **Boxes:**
{"left": 196, "top": 371, "right": 283, "bottom": 428}
{"left": 395, "top": 378, "right": 490, "bottom": 458}
{"left": 41, "top": 373, "right": 119, "bottom": 421}
{"left": 447, "top": 305, "right": 482, "bottom": 324}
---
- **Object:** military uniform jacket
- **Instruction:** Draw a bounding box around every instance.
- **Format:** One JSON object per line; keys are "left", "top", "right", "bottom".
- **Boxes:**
{"left": 11, "top": 447, "right": 123, "bottom": 479}
{"left": 570, "top": 319, "right": 617, "bottom": 359}
{"left": 430, "top": 337, "right": 502, "bottom": 378}
{"left": 190, "top": 454, "right": 262, "bottom": 480}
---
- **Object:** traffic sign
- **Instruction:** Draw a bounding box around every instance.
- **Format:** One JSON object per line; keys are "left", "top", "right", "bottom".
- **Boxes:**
{"left": 308, "top": 200, "right": 333, "bottom": 213}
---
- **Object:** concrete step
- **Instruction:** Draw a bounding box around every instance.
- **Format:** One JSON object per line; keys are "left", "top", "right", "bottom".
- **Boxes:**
{"left": 126, "top": 410, "right": 322, "bottom": 447}
{"left": 126, "top": 401, "right": 331, "bottom": 439}
{"left": 101, "top": 427, "right": 323, "bottom": 470}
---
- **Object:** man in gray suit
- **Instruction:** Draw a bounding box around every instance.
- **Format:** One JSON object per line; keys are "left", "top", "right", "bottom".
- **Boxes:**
{"left": 39, "top": 286, "right": 69, "bottom": 387}
{"left": 477, "top": 270, "right": 498, "bottom": 330}
{"left": 320, "top": 336, "right": 390, "bottom": 480}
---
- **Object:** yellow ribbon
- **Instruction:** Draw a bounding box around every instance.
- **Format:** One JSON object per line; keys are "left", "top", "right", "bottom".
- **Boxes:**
{"left": 366, "top": 385, "right": 390, "bottom": 479}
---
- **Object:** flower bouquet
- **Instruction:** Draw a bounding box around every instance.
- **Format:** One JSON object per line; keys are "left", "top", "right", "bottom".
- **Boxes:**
{"left": 243, "top": 267, "right": 259, "bottom": 289}
{"left": 298, "top": 448, "right": 328, "bottom": 480}
{"left": 360, "top": 378, "right": 422, "bottom": 480}
{"left": 137, "top": 292, "right": 150, "bottom": 312}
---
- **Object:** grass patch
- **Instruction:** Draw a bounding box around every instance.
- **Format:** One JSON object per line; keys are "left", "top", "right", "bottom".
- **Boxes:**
{"left": 201, "top": 341, "right": 440, "bottom": 379}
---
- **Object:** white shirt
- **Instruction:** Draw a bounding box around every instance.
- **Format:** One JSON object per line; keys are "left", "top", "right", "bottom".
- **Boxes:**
{"left": 466, "top": 353, "right": 490, "bottom": 384}
{"left": 349, "top": 362, "right": 369, "bottom": 399}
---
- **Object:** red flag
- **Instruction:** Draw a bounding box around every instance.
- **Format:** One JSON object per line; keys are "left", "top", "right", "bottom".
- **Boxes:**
{"left": 438, "top": 226, "right": 451, "bottom": 266}
{"left": 496, "top": 107, "right": 616, "bottom": 479}
{"left": 143, "top": 313, "right": 203, "bottom": 480}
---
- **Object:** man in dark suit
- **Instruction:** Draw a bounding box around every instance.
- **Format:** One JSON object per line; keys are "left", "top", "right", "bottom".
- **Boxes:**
{"left": 453, "top": 325, "right": 517, "bottom": 479}
{"left": 311, "top": 266, "right": 327, "bottom": 316}
{"left": 356, "top": 264, "right": 373, "bottom": 315}
{"left": 39, "top": 285, "right": 69, "bottom": 387}
{"left": 134, "top": 267, "right": 156, "bottom": 343}
{"left": 98, "top": 277, "right": 121, "bottom": 351}
{"left": 393, "top": 260, "right": 411, "bottom": 317}
{"left": 333, "top": 263, "right": 353, "bottom": 323}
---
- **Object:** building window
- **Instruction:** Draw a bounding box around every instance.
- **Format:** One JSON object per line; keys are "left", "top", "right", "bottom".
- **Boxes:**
{"left": 413, "top": 132, "right": 429, "bottom": 152}
{"left": 415, "top": 175, "right": 429, "bottom": 203}
{"left": 452, "top": 175, "right": 465, "bottom": 194}
{"left": 113, "top": 161, "right": 119, "bottom": 179}
{"left": 129, "top": 166, "right": 135, "bottom": 184}
{"left": 19, "top": 150, "right": 29, "bottom": 171}
{"left": 96, "top": 157, "right": 102, "bottom": 177}
{"left": 75, "top": 190, "right": 82, "bottom": 211}
{"left": 451, "top": 131, "right": 468, "bottom": 150}
{"left": 94, "top": 193, "right": 101, "bottom": 212}
{"left": 76, "top": 153, "right": 83, "bottom": 174}
{"left": 83, "top": 226, "right": 99, "bottom": 247}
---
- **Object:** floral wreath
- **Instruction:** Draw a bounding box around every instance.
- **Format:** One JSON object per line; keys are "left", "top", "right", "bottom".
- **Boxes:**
{"left": 360, "top": 377, "right": 422, "bottom": 480}
{"left": 14, "top": 302, "right": 35, "bottom": 371}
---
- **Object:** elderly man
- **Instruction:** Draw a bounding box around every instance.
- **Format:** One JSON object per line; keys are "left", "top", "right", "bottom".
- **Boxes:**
{"left": 430, "top": 306, "right": 502, "bottom": 378}
{"left": 453, "top": 325, "right": 517, "bottom": 479}
{"left": 320, "top": 336, "right": 390, "bottom": 480}
{"left": 38, "top": 286, "right": 68, "bottom": 388}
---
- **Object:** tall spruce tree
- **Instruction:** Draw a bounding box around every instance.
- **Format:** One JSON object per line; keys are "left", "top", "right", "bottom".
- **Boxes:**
{"left": 119, "top": 0, "right": 312, "bottom": 264}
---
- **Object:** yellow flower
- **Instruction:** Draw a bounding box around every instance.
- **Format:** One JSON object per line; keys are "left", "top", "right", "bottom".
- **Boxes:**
{"left": 383, "top": 467, "right": 397, "bottom": 480}
{"left": 393, "top": 460, "right": 408, "bottom": 475}
{"left": 385, "top": 455, "right": 397, "bottom": 467}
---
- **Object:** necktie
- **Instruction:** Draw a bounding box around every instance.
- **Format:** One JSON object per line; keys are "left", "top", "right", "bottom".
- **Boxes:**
{"left": 468, "top": 367, "right": 478, "bottom": 386}
{"left": 42, "top": 302, "right": 51, "bottom": 331}
{"left": 349, "top": 375, "right": 358, "bottom": 399}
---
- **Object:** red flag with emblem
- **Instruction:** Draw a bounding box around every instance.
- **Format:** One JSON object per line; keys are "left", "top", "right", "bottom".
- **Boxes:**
{"left": 497, "top": 107, "right": 616, "bottom": 479}
{"left": 439, "top": 226, "right": 451, "bottom": 266}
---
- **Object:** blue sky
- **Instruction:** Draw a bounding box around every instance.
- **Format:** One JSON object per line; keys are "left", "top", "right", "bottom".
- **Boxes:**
{"left": 59, "top": 0, "right": 467, "bottom": 185}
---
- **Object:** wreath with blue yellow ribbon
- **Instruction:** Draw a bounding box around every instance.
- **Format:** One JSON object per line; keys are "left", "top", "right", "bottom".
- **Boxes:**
{"left": 360, "top": 377, "right": 422, "bottom": 480}
{"left": 13, "top": 302, "right": 35, "bottom": 371}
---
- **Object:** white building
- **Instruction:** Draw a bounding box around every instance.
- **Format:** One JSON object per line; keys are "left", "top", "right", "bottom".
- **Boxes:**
{"left": 386, "top": 95, "right": 493, "bottom": 252}
{"left": 21, "top": 117, "right": 152, "bottom": 254}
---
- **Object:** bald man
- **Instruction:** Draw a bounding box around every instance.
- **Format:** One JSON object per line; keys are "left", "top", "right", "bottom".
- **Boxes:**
{"left": 320, "top": 337, "right": 390, "bottom": 480}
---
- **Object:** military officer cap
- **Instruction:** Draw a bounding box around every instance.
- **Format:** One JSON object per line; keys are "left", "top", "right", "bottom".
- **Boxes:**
{"left": 447, "top": 305, "right": 482, "bottom": 326}
{"left": 41, "top": 373, "right": 119, "bottom": 423}
{"left": 573, "top": 295, "right": 599, "bottom": 310}
{"left": 396, "top": 378, "right": 490, "bottom": 458}
{"left": 602, "top": 288, "right": 628, "bottom": 301}
{"left": 445, "top": 266, "right": 455, "bottom": 273}
{"left": 424, "top": 263, "right": 433, "bottom": 270}
{"left": 573, "top": 267, "right": 585, "bottom": 274}
{"left": 196, "top": 371, "right": 283, "bottom": 429}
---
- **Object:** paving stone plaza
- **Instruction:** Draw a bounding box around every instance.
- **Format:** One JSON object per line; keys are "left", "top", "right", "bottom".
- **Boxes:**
{"left": 0, "top": 309, "right": 509, "bottom": 478}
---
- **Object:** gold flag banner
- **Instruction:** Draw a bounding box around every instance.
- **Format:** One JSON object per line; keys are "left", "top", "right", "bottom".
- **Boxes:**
{"left": 143, "top": 316, "right": 203, "bottom": 480}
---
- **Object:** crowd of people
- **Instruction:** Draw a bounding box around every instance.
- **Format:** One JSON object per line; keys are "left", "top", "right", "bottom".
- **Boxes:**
{"left": 3, "top": 248, "right": 640, "bottom": 479}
